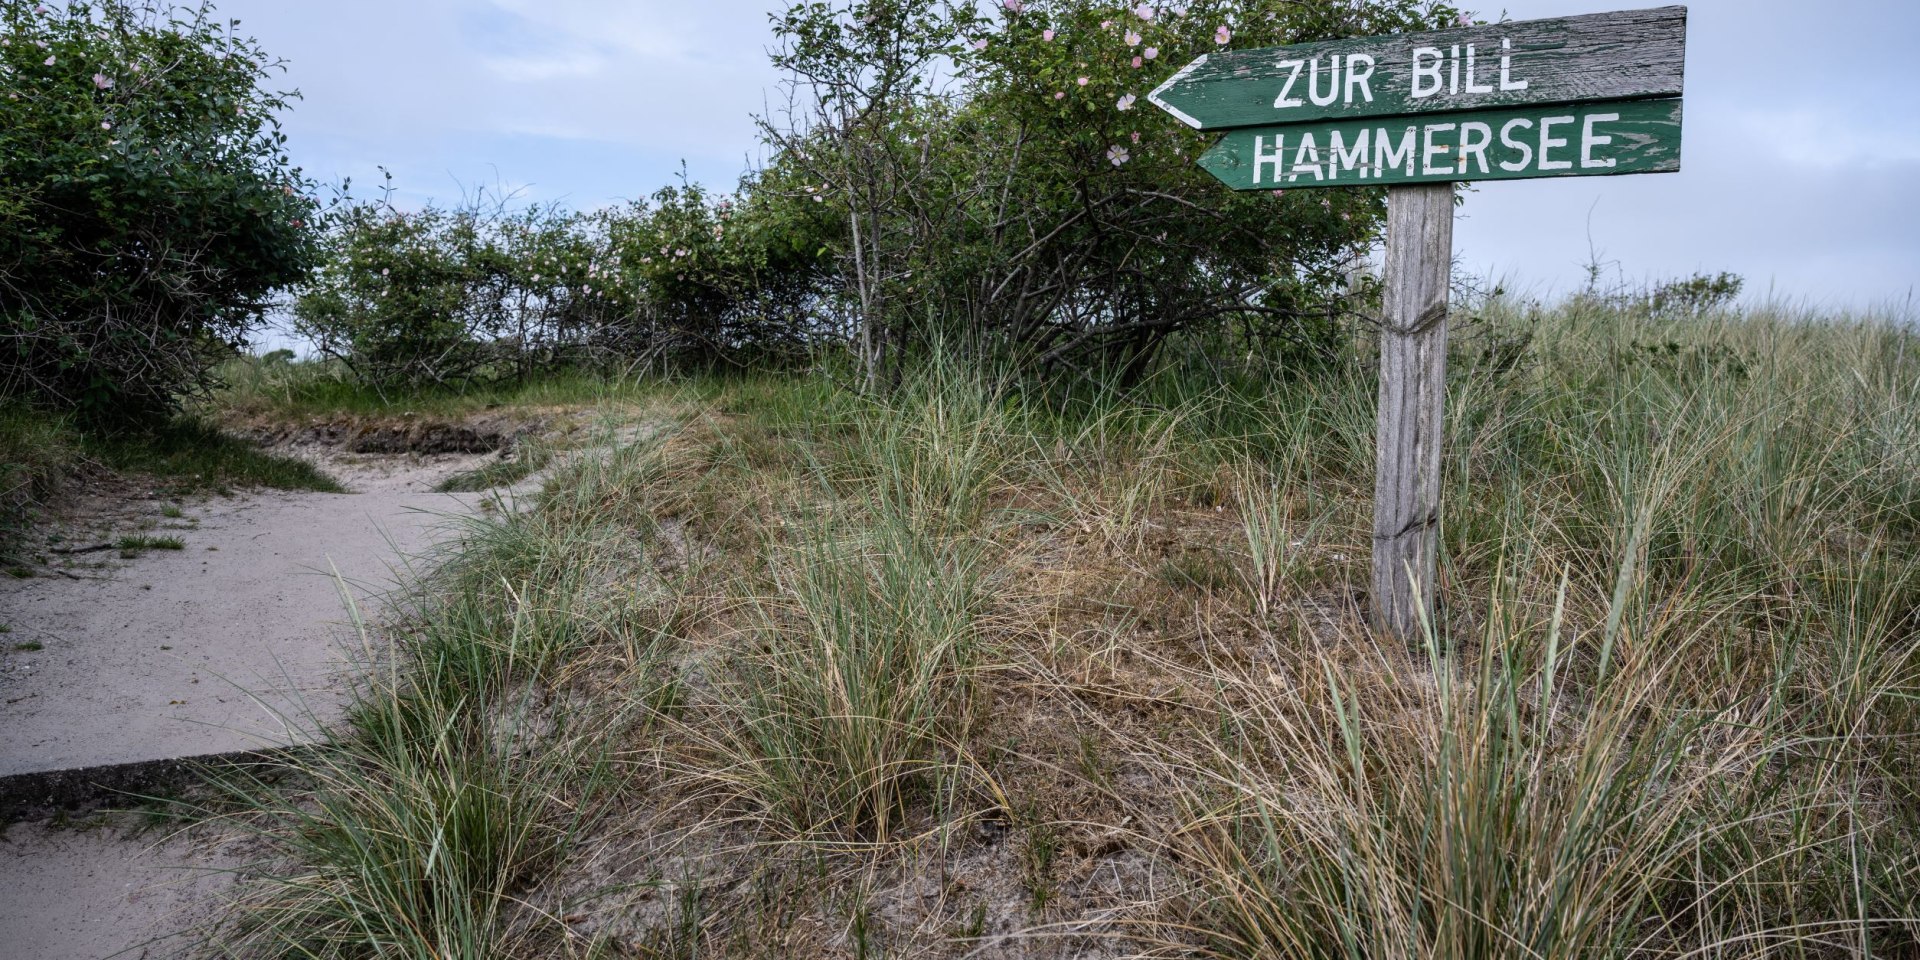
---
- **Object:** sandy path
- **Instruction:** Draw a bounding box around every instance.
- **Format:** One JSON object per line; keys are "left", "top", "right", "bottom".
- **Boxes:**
{"left": 0, "top": 447, "right": 508, "bottom": 959}
{"left": 0, "top": 453, "right": 494, "bottom": 776}
{"left": 0, "top": 818, "right": 243, "bottom": 960}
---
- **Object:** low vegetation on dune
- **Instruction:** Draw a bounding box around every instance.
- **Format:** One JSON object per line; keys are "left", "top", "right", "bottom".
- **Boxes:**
{"left": 187, "top": 295, "right": 1920, "bottom": 959}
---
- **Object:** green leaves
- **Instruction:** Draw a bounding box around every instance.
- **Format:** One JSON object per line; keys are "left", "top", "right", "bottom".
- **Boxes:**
{"left": 752, "top": 0, "right": 1451, "bottom": 376}
{"left": 1, "top": 0, "right": 319, "bottom": 421}
{"left": 290, "top": 169, "right": 838, "bottom": 386}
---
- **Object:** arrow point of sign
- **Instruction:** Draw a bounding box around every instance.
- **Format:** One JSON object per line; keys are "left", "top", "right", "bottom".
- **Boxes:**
{"left": 1147, "top": 54, "right": 1208, "bottom": 129}
{"left": 1196, "top": 139, "right": 1243, "bottom": 189}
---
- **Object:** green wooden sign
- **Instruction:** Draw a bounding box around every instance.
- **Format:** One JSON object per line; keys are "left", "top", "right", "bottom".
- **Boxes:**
{"left": 1148, "top": 6, "right": 1686, "bottom": 130}
{"left": 1196, "top": 98, "right": 1682, "bottom": 190}
{"left": 1146, "top": 7, "right": 1692, "bottom": 638}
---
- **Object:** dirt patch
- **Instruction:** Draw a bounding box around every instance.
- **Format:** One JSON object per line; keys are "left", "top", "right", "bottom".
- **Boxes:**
{"left": 235, "top": 410, "right": 548, "bottom": 455}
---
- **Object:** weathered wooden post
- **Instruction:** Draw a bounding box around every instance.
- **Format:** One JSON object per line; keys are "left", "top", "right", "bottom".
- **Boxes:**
{"left": 1371, "top": 183, "right": 1453, "bottom": 639}
{"left": 1148, "top": 5, "right": 1688, "bottom": 642}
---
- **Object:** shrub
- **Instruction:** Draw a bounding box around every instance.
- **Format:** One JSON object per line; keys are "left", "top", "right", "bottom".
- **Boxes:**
{"left": 760, "top": 0, "right": 1463, "bottom": 387}
{"left": 0, "top": 0, "right": 320, "bottom": 421}
{"left": 1648, "top": 270, "right": 1744, "bottom": 315}
{"left": 293, "top": 179, "right": 834, "bottom": 390}
{"left": 293, "top": 191, "right": 590, "bottom": 391}
{"left": 595, "top": 177, "right": 833, "bottom": 369}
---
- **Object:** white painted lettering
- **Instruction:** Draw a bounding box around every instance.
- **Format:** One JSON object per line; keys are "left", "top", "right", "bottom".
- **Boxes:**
{"left": 1331, "top": 129, "right": 1370, "bottom": 179}
{"left": 1580, "top": 112, "right": 1619, "bottom": 168}
{"left": 1345, "top": 53, "right": 1376, "bottom": 103}
{"left": 1410, "top": 48, "right": 1444, "bottom": 99}
{"left": 1273, "top": 60, "right": 1305, "bottom": 109}
{"left": 1499, "top": 38, "right": 1528, "bottom": 91}
{"left": 1463, "top": 44, "right": 1493, "bottom": 94}
{"left": 1538, "top": 115, "right": 1573, "bottom": 170}
{"left": 1290, "top": 132, "right": 1325, "bottom": 181}
{"left": 1422, "top": 123, "right": 1456, "bottom": 176}
{"left": 1457, "top": 121, "right": 1492, "bottom": 175}
{"left": 1253, "top": 133, "right": 1286, "bottom": 183}
{"left": 1309, "top": 55, "right": 1342, "bottom": 107}
{"left": 1376, "top": 126, "right": 1416, "bottom": 176}
{"left": 1449, "top": 45, "right": 1461, "bottom": 95}
{"left": 1498, "top": 118, "right": 1533, "bottom": 171}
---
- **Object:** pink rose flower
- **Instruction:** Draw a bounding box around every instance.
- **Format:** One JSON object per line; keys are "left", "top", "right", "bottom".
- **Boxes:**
{"left": 1214, "top": 25, "right": 1231, "bottom": 44}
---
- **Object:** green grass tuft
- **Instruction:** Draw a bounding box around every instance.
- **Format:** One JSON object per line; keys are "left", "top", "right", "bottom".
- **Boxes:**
{"left": 82, "top": 418, "right": 343, "bottom": 494}
{"left": 0, "top": 403, "right": 80, "bottom": 557}
{"left": 211, "top": 356, "right": 671, "bottom": 422}
{"left": 116, "top": 534, "right": 186, "bottom": 554}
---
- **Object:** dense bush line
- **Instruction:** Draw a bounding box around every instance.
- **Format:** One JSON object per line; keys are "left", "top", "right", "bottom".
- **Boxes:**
{"left": 2, "top": 0, "right": 1477, "bottom": 410}
{"left": 291, "top": 178, "right": 834, "bottom": 390}
{"left": 293, "top": 0, "right": 1468, "bottom": 391}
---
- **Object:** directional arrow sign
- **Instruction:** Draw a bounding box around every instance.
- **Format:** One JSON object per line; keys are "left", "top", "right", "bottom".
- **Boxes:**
{"left": 1148, "top": 5, "right": 1686, "bottom": 130}
{"left": 1197, "top": 99, "right": 1683, "bottom": 190}
{"left": 1149, "top": 6, "right": 1692, "bottom": 641}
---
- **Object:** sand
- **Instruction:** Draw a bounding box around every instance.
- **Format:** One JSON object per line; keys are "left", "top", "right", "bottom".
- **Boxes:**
{"left": 0, "top": 451, "right": 498, "bottom": 776}
{"left": 0, "top": 446, "right": 505, "bottom": 959}
{"left": 0, "top": 817, "right": 243, "bottom": 960}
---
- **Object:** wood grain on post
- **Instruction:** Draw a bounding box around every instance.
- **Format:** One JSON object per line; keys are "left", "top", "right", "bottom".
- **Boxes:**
{"left": 1372, "top": 182, "right": 1454, "bottom": 641}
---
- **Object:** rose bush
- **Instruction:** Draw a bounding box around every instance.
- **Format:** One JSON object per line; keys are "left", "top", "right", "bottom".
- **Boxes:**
{"left": 763, "top": 0, "right": 1465, "bottom": 386}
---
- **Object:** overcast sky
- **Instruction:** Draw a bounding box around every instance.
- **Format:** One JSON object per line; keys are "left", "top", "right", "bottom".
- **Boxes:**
{"left": 220, "top": 0, "right": 1917, "bottom": 310}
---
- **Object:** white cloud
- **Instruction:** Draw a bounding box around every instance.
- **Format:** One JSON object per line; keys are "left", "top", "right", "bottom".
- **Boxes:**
{"left": 229, "top": 0, "right": 782, "bottom": 153}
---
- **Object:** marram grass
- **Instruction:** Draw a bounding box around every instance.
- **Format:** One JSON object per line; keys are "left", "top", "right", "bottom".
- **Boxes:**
{"left": 198, "top": 298, "right": 1918, "bottom": 958}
